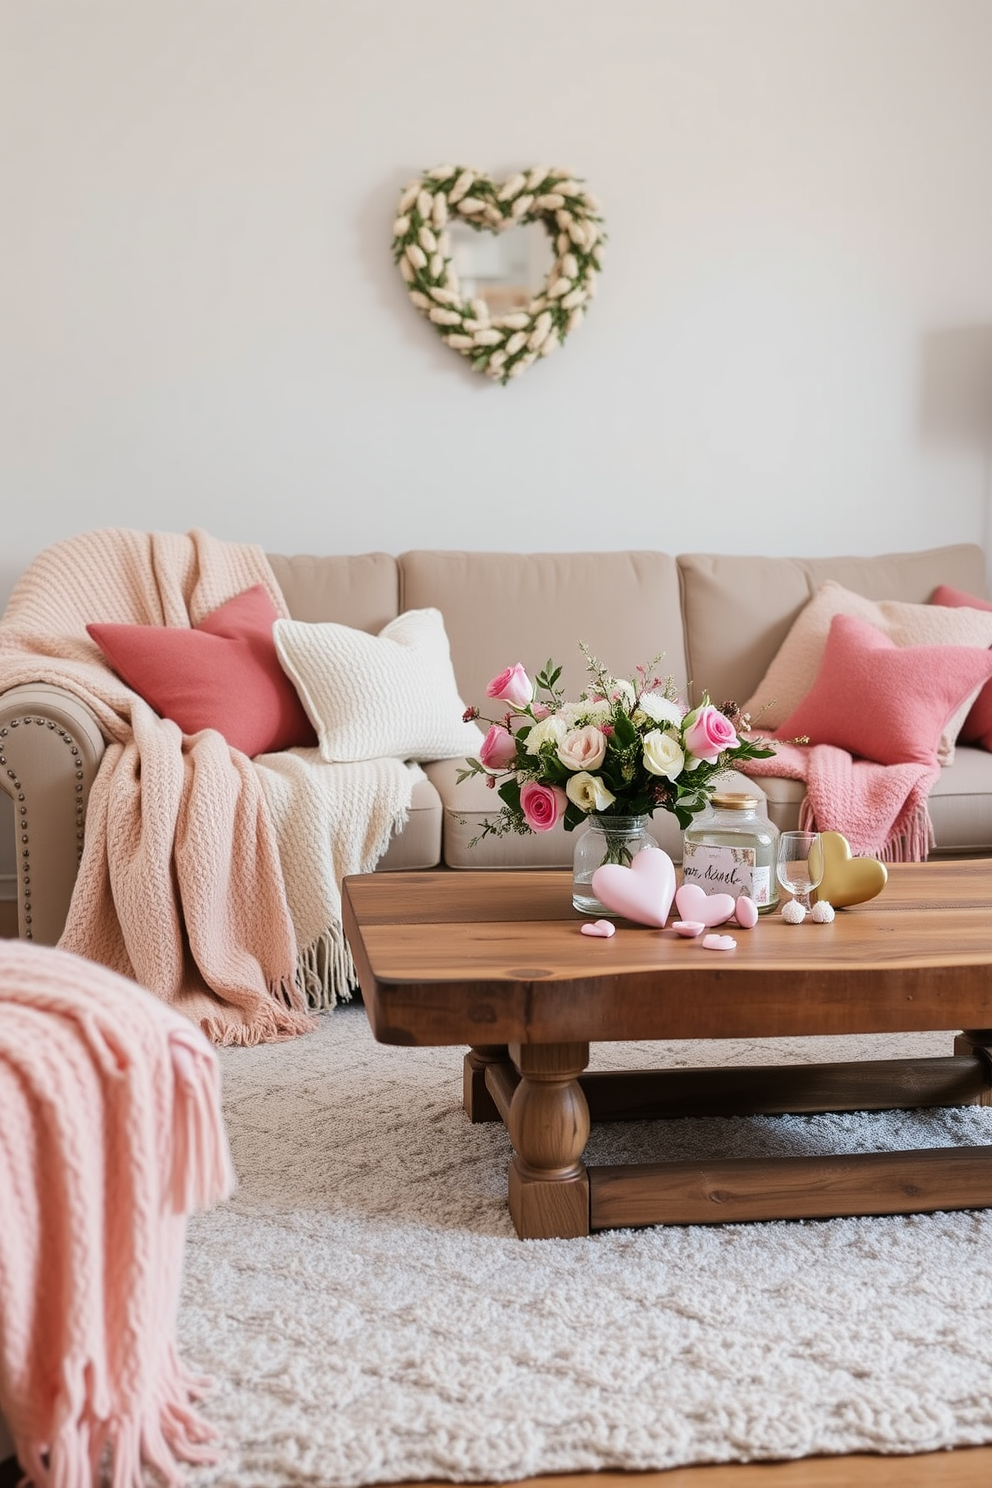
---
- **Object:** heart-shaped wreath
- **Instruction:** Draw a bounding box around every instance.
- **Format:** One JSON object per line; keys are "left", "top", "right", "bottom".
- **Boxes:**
{"left": 391, "top": 165, "right": 605, "bottom": 384}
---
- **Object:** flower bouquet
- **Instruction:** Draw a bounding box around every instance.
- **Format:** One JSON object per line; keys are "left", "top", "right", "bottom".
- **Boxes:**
{"left": 458, "top": 645, "right": 775, "bottom": 884}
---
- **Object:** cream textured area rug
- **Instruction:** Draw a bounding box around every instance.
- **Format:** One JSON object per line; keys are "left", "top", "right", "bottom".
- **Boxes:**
{"left": 180, "top": 1007, "right": 992, "bottom": 1487}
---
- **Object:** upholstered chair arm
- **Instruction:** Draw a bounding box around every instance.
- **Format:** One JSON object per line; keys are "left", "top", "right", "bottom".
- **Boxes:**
{"left": 0, "top": 684, "right": 107, "bottom": 944}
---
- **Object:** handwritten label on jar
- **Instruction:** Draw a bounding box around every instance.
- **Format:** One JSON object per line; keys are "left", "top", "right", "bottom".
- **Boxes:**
{"left": 681, "top": 842, "right": 773, "bottom": 907}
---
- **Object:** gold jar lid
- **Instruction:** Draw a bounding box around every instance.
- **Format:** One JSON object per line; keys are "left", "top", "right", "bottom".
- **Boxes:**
{"left": 710, "top": 792, "right": 759, "bottom": 810}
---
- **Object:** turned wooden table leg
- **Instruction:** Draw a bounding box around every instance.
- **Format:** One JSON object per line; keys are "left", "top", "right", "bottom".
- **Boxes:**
{"left": 463, "top": 1045, "right": 510, "bottom": 1122}
{"left": 505, "top": 1041, "right": 591, "bottom": 1239}
{"left": 954, "top": 1029, "right": 992, "bottom": 1104}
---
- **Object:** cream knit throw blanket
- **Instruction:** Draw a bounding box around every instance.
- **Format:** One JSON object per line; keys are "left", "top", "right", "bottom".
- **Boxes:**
{"left": 0, "top": 528, "right": 414, "bottom": 1043}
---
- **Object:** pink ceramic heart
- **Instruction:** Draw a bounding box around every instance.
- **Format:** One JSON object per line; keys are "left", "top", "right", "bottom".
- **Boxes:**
{"left": 702, "top": 933, "right": 737, "bottom": 951}
{"left": 580, "top": 919, "right": 616, "bottom": 938}
{"left": 591, "top": 848, "right": 676, "bottom": 927}
{"left": 674, "top": 883, "right": 736, "bottom": 927}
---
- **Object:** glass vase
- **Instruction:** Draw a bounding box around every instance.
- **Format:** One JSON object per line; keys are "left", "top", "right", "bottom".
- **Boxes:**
{"left": 572, "top": 814, "right": 659, "bottom": 915}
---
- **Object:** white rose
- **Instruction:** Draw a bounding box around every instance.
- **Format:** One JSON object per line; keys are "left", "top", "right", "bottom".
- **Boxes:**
{"left": 524, "top": 714, "right": 568, "bottom": 754}
{"left": 565, "top": 772, "right": 616, "bottom": 813}
{"left": 510, "top": 194, "right": 535, "bottom": 218}
{"left": 505, "top": 331, "right": 528, "bottom": 356}
{"left": 557, "top": 725, "right": 607, "bottom": 773}
{"left": 642, "top": 730, "right": 684, "bottom": 781}
{"left": 406, "top": 243, "right": 427, "bottom": 270}
{"left": 416, "top": 189, "right": 433, "bottom": 220}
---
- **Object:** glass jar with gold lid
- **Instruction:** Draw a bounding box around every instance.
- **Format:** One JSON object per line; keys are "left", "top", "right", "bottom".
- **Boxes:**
{"left": 681, "top": 791, "right": 780, "bottom": 913}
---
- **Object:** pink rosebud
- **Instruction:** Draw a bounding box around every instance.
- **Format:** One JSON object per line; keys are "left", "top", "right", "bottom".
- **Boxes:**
{"left": 683, "top": 704, "right": 739, "bottom": 763}
{"left": 520, "top": 781, "right": 568, "bottom": 832}
{"left": 462, "top": 705, "right": 479, "bottom": 722}
{"left": 478, "top": 723, "right": 518, "bottom": 772}
{"left": 486, "top": 663, "right": 534, "bottom": 709}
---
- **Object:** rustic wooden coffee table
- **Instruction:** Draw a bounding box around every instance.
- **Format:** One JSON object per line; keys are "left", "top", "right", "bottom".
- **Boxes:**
{"left": 341, "top": 861, "right": 992, "bottom": 1239}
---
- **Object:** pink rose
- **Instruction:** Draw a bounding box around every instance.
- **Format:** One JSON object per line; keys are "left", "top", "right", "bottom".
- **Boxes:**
{"left": 486, "top": 663, "right": 533, "bottom": 709}
{"left": 478, "top": 724, "right": 517, "bottom": 772}
{"left": 557, "top": 724, "right": 607, "bottom": 773}
{"left": 682, "top": 704, "right": 738, "bottom": 763}
{"left": 520, "top": 781, "right": 567, "bottom": 832}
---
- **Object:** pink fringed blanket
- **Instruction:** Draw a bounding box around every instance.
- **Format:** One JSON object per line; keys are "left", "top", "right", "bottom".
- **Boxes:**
{"left": 745, "top": 740, "right": 938, "bottom": 862}
{"left": 0, "top": 939, "right": 235, "bottom": 1487}
{"left": 0, "top": 528, "right": 317, "bottom": 1045}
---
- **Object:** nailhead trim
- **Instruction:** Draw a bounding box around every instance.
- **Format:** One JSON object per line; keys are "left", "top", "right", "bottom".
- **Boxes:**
{"left": 0, "top": 715, "right": 89, "bottom": 940}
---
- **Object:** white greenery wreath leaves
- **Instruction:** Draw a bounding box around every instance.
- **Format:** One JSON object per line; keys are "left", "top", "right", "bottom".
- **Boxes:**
{"left": 391, "top": 164, "right": 605, "bottom": 384}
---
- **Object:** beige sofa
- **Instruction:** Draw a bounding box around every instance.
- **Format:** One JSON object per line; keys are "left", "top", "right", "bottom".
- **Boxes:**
{"left": 2, "top": 541, "right": 991, "bottom": 946}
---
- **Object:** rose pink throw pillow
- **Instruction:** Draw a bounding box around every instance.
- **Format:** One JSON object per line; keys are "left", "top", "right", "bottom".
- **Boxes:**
{"left": 930, "top": 584, "right": 992, "bottom": 751}
{"left": 741, "top": 580, "right": 992, "bottom": 765}
{"left": 88, "top": 584, "right": 317, "bottom": 757}
{"left": 774, "top": 613, "right": 992, "bottom": 766}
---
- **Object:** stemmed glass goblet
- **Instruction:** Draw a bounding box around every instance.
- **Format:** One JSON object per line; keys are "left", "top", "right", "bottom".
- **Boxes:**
{"left": 775, "top": 831, "right": 824, "bottom": 912}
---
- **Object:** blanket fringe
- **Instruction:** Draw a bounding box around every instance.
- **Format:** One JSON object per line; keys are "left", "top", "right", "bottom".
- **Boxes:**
{"left": 296, "top": 925, "right": 357, "bottom": 1012}
{"left": 200, "top": 1000, "right": 317, "bottom": 1048}
{"left": 800, "top": 795, "right": 935, "bottom": 864}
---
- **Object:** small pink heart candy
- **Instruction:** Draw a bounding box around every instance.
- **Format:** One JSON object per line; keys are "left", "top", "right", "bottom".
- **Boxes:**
{"left": 733, "top": 896, "right": 759, "bottom": 929}
{"left": 702, "top": 933, "right": 737, "bottom": 951}
{"left": 580, "top": 919, "right": 616, "bottom": 938}
{"left": 671, "top": 920, "right": 705, "bottom": 938}
{"left": 674, "top": 882, "right": 736, "bottom": 927}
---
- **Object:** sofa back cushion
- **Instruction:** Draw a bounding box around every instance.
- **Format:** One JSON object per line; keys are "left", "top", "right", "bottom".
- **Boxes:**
{"left": 267, "top": 552, "right": 400, "bottom": 632}
{"left": 678, "top": 544, "right": 988, "bottom": 712}
{"left": 399, "top": 550, "right": 689, "bottom": 708}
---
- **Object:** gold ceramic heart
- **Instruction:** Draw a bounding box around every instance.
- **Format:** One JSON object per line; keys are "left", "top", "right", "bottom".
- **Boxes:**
{"left": 812, "top": 831, "right": 887, "bottom": 908}
{"left": 391, "top": 165, "right": 605, "bottom": 383}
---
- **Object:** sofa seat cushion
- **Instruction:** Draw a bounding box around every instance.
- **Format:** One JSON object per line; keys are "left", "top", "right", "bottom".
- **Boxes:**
{"left": 375, "top": 769, "right": 443, "bottom": 871}
{"left": 428, "top": 757, "right": 764, "bottom": 868}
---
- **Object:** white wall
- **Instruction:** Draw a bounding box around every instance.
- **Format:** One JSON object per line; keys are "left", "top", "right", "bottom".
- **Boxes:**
{"left": 2, "top": 0, "right": 992, "bottom": 891}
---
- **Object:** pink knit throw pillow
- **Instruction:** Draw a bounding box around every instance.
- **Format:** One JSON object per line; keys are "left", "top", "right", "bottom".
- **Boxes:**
{"left": 774, "top": 612, "right": 992, "bottom": 766}
{"left": 88, "top": 585, "right": 317, "bottom": 757}
{"left": 930, "top": 584, "right": 992, "bottom": 751}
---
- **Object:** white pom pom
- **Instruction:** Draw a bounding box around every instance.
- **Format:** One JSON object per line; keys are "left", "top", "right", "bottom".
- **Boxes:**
{"left": 781, "top": 899, "right": 807, "bottom": 924}
{"left": 810, "top": 900, "right": 835, "bottom": 923}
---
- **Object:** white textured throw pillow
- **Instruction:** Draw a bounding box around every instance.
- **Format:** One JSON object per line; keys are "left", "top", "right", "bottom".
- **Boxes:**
{"left": 741, "top": 580, "right": 992, "bottom": 765}
{"left": 273, "top": 608, "right": 483, "bottom": 763}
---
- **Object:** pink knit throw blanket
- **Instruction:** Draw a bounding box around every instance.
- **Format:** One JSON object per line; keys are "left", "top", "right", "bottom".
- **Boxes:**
{"left": 745, "top": 740, "right": 938, "bottom": 862}
{"left": 0, "top": 527, "right": 315, "bottom": 1045}
{"left": 0, "top": 939, "right": 235, "bottom": 1487}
